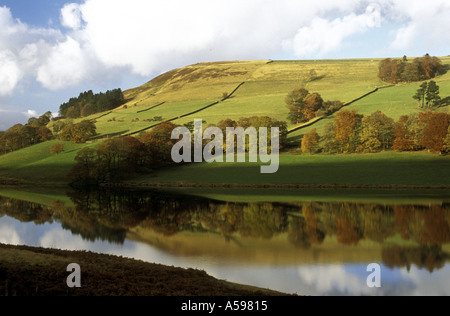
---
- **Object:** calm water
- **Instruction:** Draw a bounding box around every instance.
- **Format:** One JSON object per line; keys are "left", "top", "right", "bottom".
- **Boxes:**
{"left": 0, "top": 189, "right": 449, "bottom": 296}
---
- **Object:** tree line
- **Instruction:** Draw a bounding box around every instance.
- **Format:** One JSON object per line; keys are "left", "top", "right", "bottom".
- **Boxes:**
{"left": 59, "top": 89, "right": 125, "bottom": 119}
{"left": 0, "top": 112, "right": 53, "bottom": 154}
{"left": 302, "top": 109, "right": 450, "bottom": 154}
{"left": 68, "top": 116, "right": 288, "bottom": 187}
{"left": 378, "top": 54, "right": 445, "bottom": 84}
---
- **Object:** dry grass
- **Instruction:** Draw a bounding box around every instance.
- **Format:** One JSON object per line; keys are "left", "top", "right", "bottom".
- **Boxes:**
{"left": 0, "top": 244, "right": 288, "bottom": 296}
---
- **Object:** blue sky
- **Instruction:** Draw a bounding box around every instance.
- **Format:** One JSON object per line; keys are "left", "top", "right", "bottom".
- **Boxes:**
{"left": 0, "top": 0, "right": 450, "bottom": 130}
{"left": 1, "top": 0, "right": 82, "bottom": 27}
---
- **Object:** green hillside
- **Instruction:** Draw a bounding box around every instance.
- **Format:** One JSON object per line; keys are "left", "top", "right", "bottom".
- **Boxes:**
{"left": 1, "top": 57, "right": 450, "bottom": 187}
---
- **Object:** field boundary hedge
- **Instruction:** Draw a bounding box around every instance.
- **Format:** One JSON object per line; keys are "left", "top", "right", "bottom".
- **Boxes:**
{"left": 128, "top": 82, "right": 246, "bottom": 136}
{"left": 137, "top": 102, "right": 166, "bottom": 113}
{"left": 286, "top": 85, "right": 395, "bottom": 135}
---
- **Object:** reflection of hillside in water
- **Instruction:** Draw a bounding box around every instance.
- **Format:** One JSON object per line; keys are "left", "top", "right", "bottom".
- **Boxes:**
{"left": 0, "top": 190, "right": 449, "bottom": 271}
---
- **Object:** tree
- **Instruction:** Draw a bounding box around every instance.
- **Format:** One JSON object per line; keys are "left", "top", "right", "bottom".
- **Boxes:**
{"left": 142, "top": 121, "right": 180, "bottom": 166}
{"left": 67, "top": 147, "right": 98, "bottom": 187}
{"left": 59, "top": 120, "right": 97, "bottom": 143}
{"left": 378, "top": 58, "right": 403, "bottom": 83}
{"left": 379, "top": 55, "right": 444, "bottom": 84}
{"left": 444, "top": 126, "right": 450, "bottom": 153}
{"left": 321, "top": 121, "right": 338, "bottom": 153}
{"left": 334, "top": 110, "right": 363, "bottom": 153}
{"left": 425, "top": 81, "right": 441, "bottom": 108}
{"left": 301, "top": 129, "right": 320, "bottom": 154}
{"left": 303, "top": 93, "right": 323, "bottom": 120}
{"left": 359, "top": 111, "right": 394, "bottom": 153}
{"left": 36, "top": 126, "right": 53, "bottom": 142}
{"left": 65, "top": 106, "right": 81, "bottom": 119}
{"left": 97, "top": 138, "right": 128, "bottom": 182}
{"left": 420, "top": 112, "right": 450, "bottom": 152}
{"left": 122, "top": 136, "right": 148, "bottom": 171}
{"left": 413, "top": 82, "right": 428, "bottom": 108}
{"left": 81, "top": 103, "right": 98, "bottom": 117}
{"left": 50, "top": 143, "right": 64, "bottom": 155}
{"left": 393, "top": 115, "right": 415, "bottom": 152}
{"left": 286, "top": 88, "right": 309, "bottom": 124}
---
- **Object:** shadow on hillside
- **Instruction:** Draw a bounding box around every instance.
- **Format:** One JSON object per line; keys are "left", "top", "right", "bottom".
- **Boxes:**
{"left": 151, "top": 155, "right": 450, "bottom": 189}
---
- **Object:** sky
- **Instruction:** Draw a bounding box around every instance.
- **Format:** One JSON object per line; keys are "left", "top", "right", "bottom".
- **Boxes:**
{"left": 0, "top": 0, "right": 450, "bottom": 130}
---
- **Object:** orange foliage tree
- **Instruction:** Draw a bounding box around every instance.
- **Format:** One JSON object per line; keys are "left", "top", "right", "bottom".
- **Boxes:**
{"left": 419, "top": 112, "right": 450, "bottom": 152}
{"left": 301, "top": 128, "right": 320, "bottom": 154}
{"left": 334, "top": 110, "right": 362, "bottom": 153}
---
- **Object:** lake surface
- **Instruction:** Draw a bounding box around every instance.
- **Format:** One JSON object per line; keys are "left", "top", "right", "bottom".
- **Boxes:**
{"left": 0, "top": 189, "right": 449, "bottom": 296}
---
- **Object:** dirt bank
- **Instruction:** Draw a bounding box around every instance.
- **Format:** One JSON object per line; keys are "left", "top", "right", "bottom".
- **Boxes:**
{"left": 0, "top": 244, "right": 288, "bottom": 296}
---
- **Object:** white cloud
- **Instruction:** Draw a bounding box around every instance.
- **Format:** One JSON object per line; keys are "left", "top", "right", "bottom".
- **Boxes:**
{"left": 284, "top": 3, "right": 382, "bottom": 58}
{"left": 389, "top": 0, "right": 450, "bottom": 52}
{"left": 61, "top": 3, "right": 83, "bottom": 30}
{"left": 0, "top": 50, "right": 21, "bottom": 96}
{"left": 27, "top": 109, "right": 37, "bottom": 117}
{"left": 37, "top": 37, "right": 90, "bottom": 90}
{"left": 0, "top": 0, "right": 450, "bottom": 100}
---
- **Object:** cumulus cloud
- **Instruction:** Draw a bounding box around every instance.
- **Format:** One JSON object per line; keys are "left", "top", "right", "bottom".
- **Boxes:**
{"left": 1, "top": 0, "right": 450, "bottom": 96}
{"left": 37, "top": 37, "right": 91, "bottom": 90}
{"left": 0, "top": 6, "right": 62, "bottom": 96}
{"left": 60, "top": 3, "right": 83, "bottom": 30}
{"left": 284, "top": 3, "right": 383, "bottom": 58}
{"left": 388, "top": 0, "right": 450, "bottom": 52}
{"left": 0, "top": 50, "right": 21, "bottom": 95}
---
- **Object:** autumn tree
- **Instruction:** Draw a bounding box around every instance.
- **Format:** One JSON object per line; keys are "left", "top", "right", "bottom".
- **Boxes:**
{"left": 142, "top": 121, "right": 180, "bottom": 166}
{"left": 122, "top": 136, "right": 148, "bottom": 172}
{"left": 379, "top": 55, "right": 444, "bottom": 84}
{"left": 393, "top": 115, "right": 415, "bottom": 151}
{"left": 50, "top": 143, "right": 64, "bottom": 155}
{"left": 36, "top": 126, "right": 53, "bottom": 142}
{"left": 378, "top": 58, "right": 403, "bottom": 83}
{"left": 420, "top": 112, "right": 450, "bottom": 152}
{"left": 96, "top": 138, "right": 129, "bottom": 182}
{"left": 321, "top": 121, "right": 338, "bottom": 153}
{"left": 334, "top": 110, "right": 363, "bottom": 153}
{"left": 443, "top": 126, "right": 450, "bottom": 153}
{"left": 301, "top": 128, "right": 320, "bottom": 154}
{"left": 59, "top": 120, "right": 97, "bottom": 143}
{"left": 286, "top": 88, "right": 310, "bottom": 124}
{"left": 358, "top": 111, "right": 394, "bottom": 153}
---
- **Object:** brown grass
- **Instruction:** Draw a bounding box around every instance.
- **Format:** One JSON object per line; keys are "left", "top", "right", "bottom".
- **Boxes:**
{"left": 0, "top": 244, "right": 288, "bottom": 296}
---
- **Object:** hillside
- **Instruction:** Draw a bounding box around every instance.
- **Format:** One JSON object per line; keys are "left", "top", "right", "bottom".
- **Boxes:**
{"left": 0, "top": 57, "right": 450, "bottom": 187}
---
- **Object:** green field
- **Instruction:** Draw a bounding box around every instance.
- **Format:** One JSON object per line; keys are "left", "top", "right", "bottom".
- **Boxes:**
{"left": 135, "top": 152, "right": 450, "bottom": 187}
{"left": 0, "top": 140, "right": 97, "bottom": 185}
{"left": 1, "top": 57, "right": 450, "bottom": 188}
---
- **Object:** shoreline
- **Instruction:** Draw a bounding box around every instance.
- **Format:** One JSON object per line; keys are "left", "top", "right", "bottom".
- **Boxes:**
{"left": 0, "top": 243, "right": 290, "bottom": 296}
{"left": 106, "top": 181, "right": 450, "bottom": 191}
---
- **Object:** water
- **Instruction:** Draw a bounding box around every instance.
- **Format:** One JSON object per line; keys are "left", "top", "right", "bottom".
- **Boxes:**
{"left": 0, "top": 189, "right": 449, "bottom": 296}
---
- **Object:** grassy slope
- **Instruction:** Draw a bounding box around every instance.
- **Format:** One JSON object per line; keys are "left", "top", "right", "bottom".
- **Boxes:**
{"left": 0, "top": 243, "right": 287, "bottom": 296}
{"left": 0, "top": 141, "right": 97, "bottom": 186}
{"left": 136, "top": 152, "right": 450, "bottom": 187}
{"left": 0, "top": 57, "right": 449, "bottom": 187}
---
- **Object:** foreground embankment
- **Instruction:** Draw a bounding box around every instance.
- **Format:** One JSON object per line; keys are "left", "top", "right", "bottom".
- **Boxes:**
{"left": 0, "top": 244, "right": 288, "bottom": 296}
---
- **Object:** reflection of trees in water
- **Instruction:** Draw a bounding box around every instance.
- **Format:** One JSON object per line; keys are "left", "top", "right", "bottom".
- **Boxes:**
{"left": 0, "top": 196, "right": 53, "bottom": 224}
{"left": 1, "top": 192, "right": 449, "bottom": 271}
{"left": 382, "top": 246, "right": 447, "bottom": 273}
